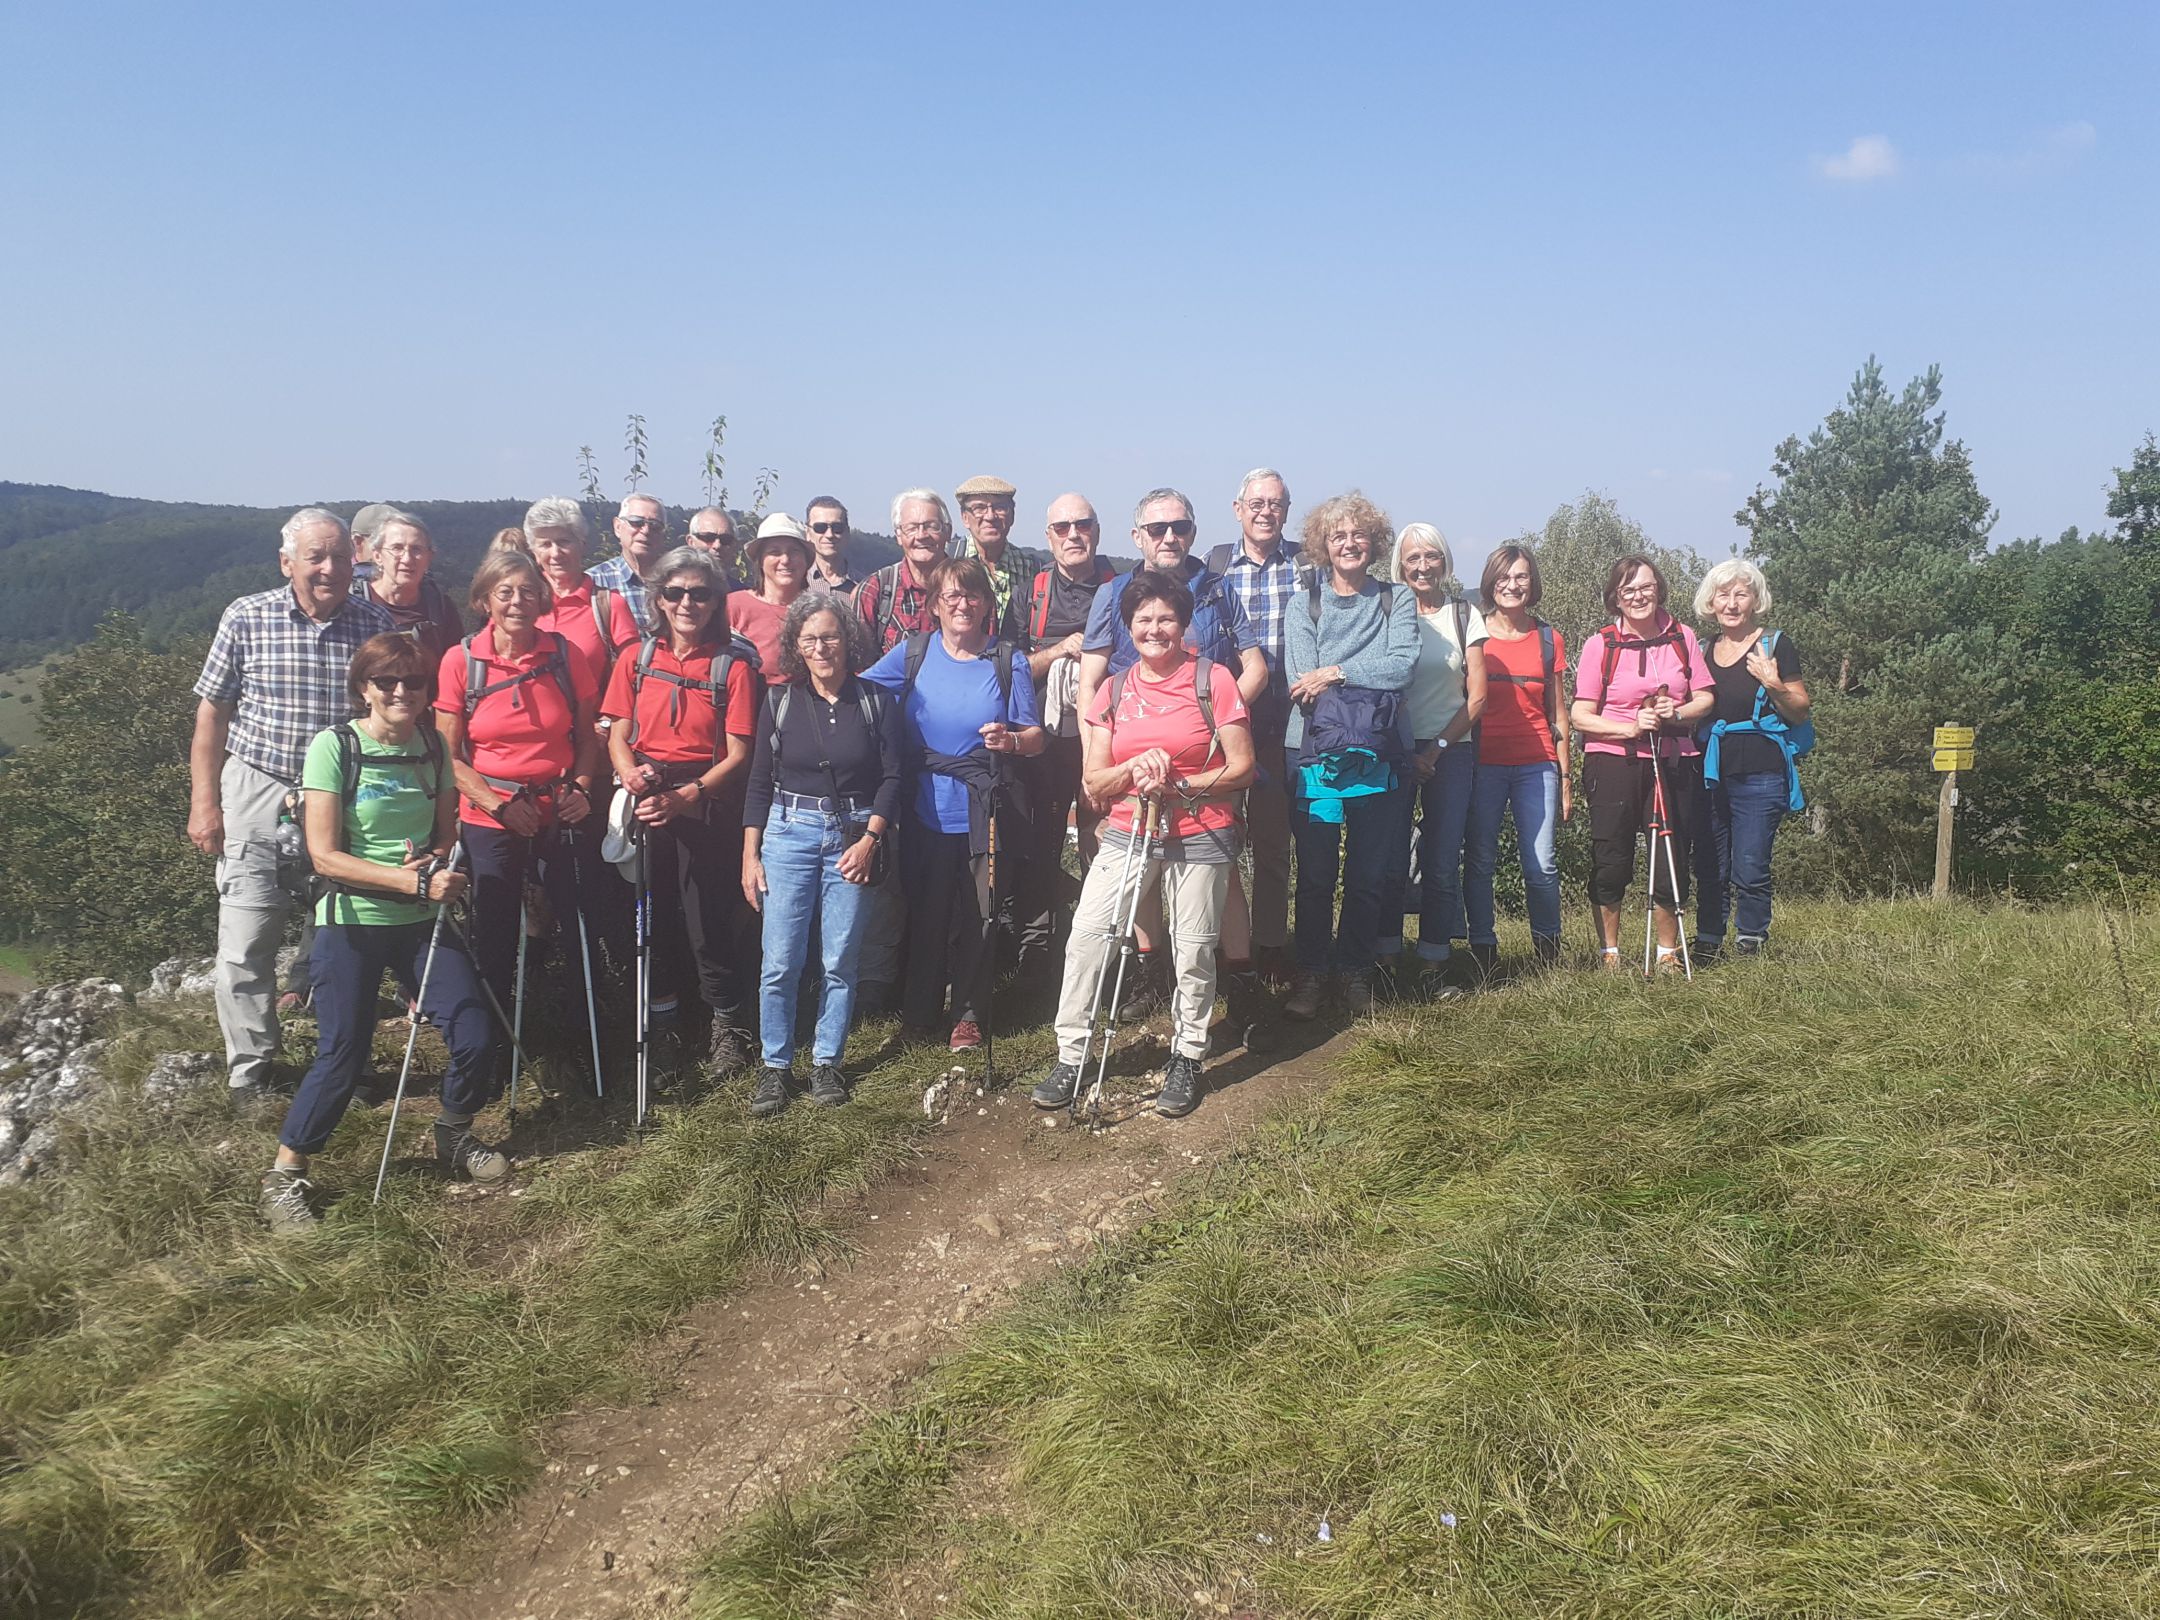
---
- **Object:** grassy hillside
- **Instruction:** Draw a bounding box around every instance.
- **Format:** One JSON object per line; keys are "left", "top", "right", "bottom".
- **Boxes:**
{"left": 694, "top": 899, "right": 2160, "bottom": 1619}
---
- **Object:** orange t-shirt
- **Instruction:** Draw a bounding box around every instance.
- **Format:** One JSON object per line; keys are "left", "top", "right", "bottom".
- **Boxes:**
{"left": 436, "top": 632, "right": 604, "bottom": 829}
{"left": 600, "top": 640, "right": 758, "bottom": 763}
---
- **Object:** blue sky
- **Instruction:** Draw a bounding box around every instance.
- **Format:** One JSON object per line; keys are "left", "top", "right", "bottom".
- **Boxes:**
{"left": 2, "top": 1, "right": 2153, "bottom": 560}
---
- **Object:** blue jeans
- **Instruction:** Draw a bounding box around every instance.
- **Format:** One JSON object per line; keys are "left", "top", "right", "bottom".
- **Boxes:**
{"left": 1291, "top": 784, "right": 1405, "bottom": 977}
{"left": 1465, "top": 760, "right": 1563, "bottom": 945}
{"left": 281, "top": 920, "right": 496, "bottom": 1155}
{"left": 1378, "top": 743, "right": 1476, "bottom": 962}
{"left": 757, "top": 804, "right": 872, "bottom": 1067}
{"left": 1695, "top": 769, "right": 1786, "bottom": 946}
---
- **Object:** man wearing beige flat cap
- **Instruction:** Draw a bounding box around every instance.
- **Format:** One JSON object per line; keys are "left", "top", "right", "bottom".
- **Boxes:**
{"left": 951, "top": 474, "right": 1036, "bottom": 647}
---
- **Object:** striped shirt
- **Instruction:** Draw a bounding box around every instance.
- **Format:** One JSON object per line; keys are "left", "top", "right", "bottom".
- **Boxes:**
{"left": 194, "top": 587, "right": 398, "bottom": 782}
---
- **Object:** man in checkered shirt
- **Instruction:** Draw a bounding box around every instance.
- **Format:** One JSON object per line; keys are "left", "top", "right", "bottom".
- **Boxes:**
{"left": 190, "top": 508, "right": 395, "bottom": 1105}
{"left": 1208, "top": 468, "right": 1301, "bottom": 978}
{"left": 585, "top": 491, "right": 681, "bottom": 627}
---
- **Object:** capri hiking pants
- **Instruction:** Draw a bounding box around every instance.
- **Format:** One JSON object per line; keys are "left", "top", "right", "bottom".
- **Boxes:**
{"left": 1054, "top": 829, "right": 1231, "bottom": 1065}
{"left": 1583, "top": 751, "right": 1700, "bottom": 909}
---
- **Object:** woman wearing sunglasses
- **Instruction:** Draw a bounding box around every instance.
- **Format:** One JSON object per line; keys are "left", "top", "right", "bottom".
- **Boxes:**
{"left": 258, "top": 634, "right": 503, "bottom": 1233}
{"left": 603, "top": 547, "right": 760, "bottom": 1075}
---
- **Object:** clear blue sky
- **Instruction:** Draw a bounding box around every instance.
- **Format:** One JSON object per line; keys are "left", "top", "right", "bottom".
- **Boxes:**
{"left": 3, "top": 1, "right": 2153, "bottom": 559}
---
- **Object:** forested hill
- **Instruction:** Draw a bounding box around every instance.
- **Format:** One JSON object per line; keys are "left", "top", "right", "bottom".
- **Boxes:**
{"left": 0, "top": 484, "right": 902, "bottom": 672}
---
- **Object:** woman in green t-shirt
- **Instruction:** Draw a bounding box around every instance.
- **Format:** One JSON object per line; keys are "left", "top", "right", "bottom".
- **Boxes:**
{"left": 257, "top": 634, "right": 506, "bottom": 1234}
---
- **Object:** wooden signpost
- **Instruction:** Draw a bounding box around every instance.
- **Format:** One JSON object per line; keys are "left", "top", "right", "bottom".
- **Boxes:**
{"left": 1932, "top": 724, "right": 1975, "bottom": 899}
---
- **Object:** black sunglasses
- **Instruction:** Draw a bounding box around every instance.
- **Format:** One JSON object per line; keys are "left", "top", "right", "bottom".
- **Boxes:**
{"left": 660, "top": 585, "right": 717, "bottom": 604}
{"left": 689, "top": 530, "right": 731, "bottom": 545}
{"left": 1140, "top": 520, "right": 1197, "bottom": 541}
{"left": 809, "top": 521, "right": 846, "bottom": 535}
{"left": 622, "top": 516, "right": 664, "bottom": 532}
{"left": 365, "top": 675, "right": 426, "bottom": 693}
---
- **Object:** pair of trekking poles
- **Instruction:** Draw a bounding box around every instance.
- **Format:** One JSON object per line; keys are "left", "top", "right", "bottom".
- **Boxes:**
{"left": 1068, "top": 794, "right": 1166, "bottom": 1124}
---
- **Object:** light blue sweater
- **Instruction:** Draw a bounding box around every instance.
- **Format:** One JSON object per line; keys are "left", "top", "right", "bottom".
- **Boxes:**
{"left": 1283, "top": 576, "right": 1420, "bottom": 751}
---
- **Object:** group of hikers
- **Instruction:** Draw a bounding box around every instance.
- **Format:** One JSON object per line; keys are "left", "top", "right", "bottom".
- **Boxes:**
{"left": 184, "top": 473, "right": 1813, "bottom": 1231}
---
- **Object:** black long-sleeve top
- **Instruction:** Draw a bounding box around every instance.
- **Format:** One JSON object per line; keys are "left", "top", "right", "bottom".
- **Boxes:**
{"left": 743, "top": 674, "right": 905, "bottom": 830}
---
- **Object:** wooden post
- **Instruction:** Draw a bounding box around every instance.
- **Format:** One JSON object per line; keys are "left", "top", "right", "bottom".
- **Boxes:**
{"left": 1933, "top": 769, "right": 1956, "bottom": 900}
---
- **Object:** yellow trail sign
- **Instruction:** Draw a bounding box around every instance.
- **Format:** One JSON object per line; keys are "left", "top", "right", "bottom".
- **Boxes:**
{"left": 1933, "top": 725, "right": 1975, "bottom": 750}
{"left": 1933, "top": 748, "right": 1975, "bottom": 772}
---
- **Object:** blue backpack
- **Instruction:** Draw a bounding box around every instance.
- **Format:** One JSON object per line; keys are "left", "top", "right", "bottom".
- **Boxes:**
{"left": 1701, "top": 628, "right": 1814, "bottom": 811}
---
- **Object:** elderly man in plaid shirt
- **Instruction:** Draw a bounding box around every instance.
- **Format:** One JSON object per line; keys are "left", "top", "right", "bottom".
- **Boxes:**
{"left": 190, "top": 508, "right": 395, "bottom": 1108}
{"left": 1208, "top": 467, "right": 1301, "bottom": 980}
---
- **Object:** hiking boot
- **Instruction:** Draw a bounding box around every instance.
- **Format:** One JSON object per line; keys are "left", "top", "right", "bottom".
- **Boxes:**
{"left": 707, "top": 1021, "right": 752, "bottom": 1077}
{"left": 434, "top": 1122, "right": 509, "bottom": 1183}
{"left": 1734, "top": 935, "right": 1764, "bottom": 957}
{"left": 1031, "top": 1061, "right": 1081, "bottom": 1110}
{"left": 1340, "top": 974, "right": 1375, "bottom": 1017}
{"left": 949, "top": 1019, "right": 983, "bottom": 1053}
{"left": 257, "top": 1167, "right": 318, "bottom": 1235}
{"left": 1284, "top": 971, "right": 1325, "bottom": 1022}
{"left": 1156, "top": 1051, "right": 1203, "bottom": 1118}
{"left": 1532, "top": 934, "right": 1562, "bottom": 969}
{"left": 750, "top": 1066, "right": 792, "bottom": 1118}
{"left": 1416, "top": 963, "right": 1468, "bottom": 1003}
{"left": 1223, "top": 969, "right": 1271, "bottom": 1051}
{"left": 808, "top": 1063, "right": 850, "bottom": 1108}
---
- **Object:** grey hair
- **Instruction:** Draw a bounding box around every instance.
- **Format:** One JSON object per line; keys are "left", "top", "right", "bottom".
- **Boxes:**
{"left": 523, "top": 496, "right": 591, "bottom": 542}
{"left": 618, "top": 491, "right": 665, "bottom": 515}
{"left": 280, "top": 507, "right": 350, "bottom": 557}
{"left": 376, "top": 511, "right": 432, "bottom": 548}
{"left": 1133, "top": 487, "right": 1196, "bottom": 525}
{"left": 890, "top": 487, "right": 951, "bottom": 534}
{"left": 1694, "top": 556, "right": 1773, "bottom": 619}
{"left": 777, "top": 592, "right": 873, "bottom": 685}
{"left": 1236, "top": 466, "right": 1291, "bottom": 506}
{"left": 1395, "top": 522, "right": 1452, "bottom": 581}
{"left": 642, "top": 546, "right": 730, "bottom": 638}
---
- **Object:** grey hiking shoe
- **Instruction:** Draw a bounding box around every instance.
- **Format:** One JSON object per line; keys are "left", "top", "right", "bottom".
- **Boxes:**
{"left": 750, "top": 1066, "right": 792, "bottom": 1118}
{"left": 808, "top": 1063, "right": 849, "bottom": 1108}
{"left": 1340, "top": 974, "right": 1375, "bottom": 1017}
{"left": 434, "top": 1123, "right": 509, "bottom": 1183}
{"left": 1417, "top": 963, "right": 1467, "bottom": 1003}
{"left": 258, "top": 1167, "right": 318, "bottom": 1235}
{"left": 1030, "top": 1061, "right": 1081, "bottom": 1110}
{"left": 1283, "top": 971, "right": 1325, "bottom": 1022}
{"left": 708, "top": 1022, "right": 752, "bottom": 1077}
{"left": 1156, "top": 1052, "right": 1202, "bottom": 1118}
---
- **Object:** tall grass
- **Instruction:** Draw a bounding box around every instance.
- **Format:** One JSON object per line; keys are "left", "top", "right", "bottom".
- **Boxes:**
{"left": 0, "top": 1002, "right": 1045, "bottom": 1619}
{"left": 694, "top": 899, "right": 2160, "bottom": 1619}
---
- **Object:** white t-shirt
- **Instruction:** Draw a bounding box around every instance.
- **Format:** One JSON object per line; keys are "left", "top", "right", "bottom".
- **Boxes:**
{"left": 1405, "top": 597, "right": 1488, "bottom": 741}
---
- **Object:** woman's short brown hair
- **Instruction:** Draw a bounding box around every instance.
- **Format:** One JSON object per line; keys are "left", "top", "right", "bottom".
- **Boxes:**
{"left": 468, "top": 550, "right": 555, "bottom": 618}
{"left": 1603, "top": 553, "right": 1668, "bottom": 616}
{"left": 346, "top": 632, "right": 434, "bottom": 713}
{"left": 1118, "top": 568, "right": 1194, "bottom": 630}
{"left": 1479, "top": 545, "right": 1543, "bottom": 612}
{"left": 929, "top": 556, "right": 995, "bottom": 619}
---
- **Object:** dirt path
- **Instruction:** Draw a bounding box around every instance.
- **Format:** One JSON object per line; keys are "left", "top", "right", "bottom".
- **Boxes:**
{"left": 404, "top": 1023, "right": 1357, "bottom": 1620}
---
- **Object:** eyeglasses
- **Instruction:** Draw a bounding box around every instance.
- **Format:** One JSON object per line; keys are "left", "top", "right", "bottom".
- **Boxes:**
{"left": 1241, "top": 498, "right": 1289, "bottom": 514}
{"left": 1140, "top": 520, "right": 1197, "bottom": 541}
{"left": 962, "top": 501, "right": 1013, "bottom": 518}
{"left": 809, "top": 522, "right": 846, "bottom": 535}
{"left": 365, "top": 675, "right": 425, "bottom": 693}
{"left": 797, "top": 633, "right": 846, "bottom": 648}
{"left": 622, "top": 516, "right": 664, "bottom": 532}
{"left": 938, "top": 590, "right": 985, "bottom": 606}
{"left": 689, "top": 530, "right": 731, "bottom": 546}
{"left": 1618, "top": 583, "right": 1659, "bottom": 601}
{"left": 1049, "top": 519, "right": 1098, "bottom": 536}
{"left": 899, "top": 521, "right": 945, "bottom": 538}
{"left": 660, "top": 585, "right": 718, "bottom": 604}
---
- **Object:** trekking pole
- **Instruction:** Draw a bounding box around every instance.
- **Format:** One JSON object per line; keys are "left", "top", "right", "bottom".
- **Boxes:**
{"left": 562, "top": 820, "right": 606, "bottom": 1099}
{"left": 1071, "top": 794, "right": 1153, "bottom": 1121}
{"left": 506, "top": 849, "right": 532, "bottom": 1118}
{"left": 1647, "top": 744, "right": 1694, "bottom": 982}
{"left": 982, "top": 777, "right": 999, "bottom": 1088}
{"left": 1079, "top": 797, "right": 1162, "bottom": 1123}
{"left": 633, "top": 816, "right": 653, "bottom": 1128}
{"left": 374, "top": 845, "right": 465, "bottom": 1204}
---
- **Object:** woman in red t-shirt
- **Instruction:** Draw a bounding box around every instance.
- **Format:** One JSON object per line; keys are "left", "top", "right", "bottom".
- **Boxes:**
{"left": 435, "top": 549, "right": 606, "bottom": 1053}
{"left": 520, "top": 497, "right": 628, "bottom": 674}
{"left": 604, "top": 546, "right": 759, "bottom": 1074}
{"left": 1030, "top": 571, "right": 1253, "bottom": 1122}
{"left": 1463, "top": 544, "right": 1572, "bottom": 971}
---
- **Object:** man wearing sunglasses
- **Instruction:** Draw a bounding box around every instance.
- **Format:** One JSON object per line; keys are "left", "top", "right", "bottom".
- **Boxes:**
{"left": 803, "top": 496, "right": 857, "bottom": 595}
{"left": 586, "top": 492, "right": 681, "bottom": 627}
{"left": 685, "top": 507, "right": 744, "bottom": 586}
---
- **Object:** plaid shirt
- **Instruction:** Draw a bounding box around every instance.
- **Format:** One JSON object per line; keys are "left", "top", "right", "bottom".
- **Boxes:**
{"left": 194, "top": 587, "right": 397, "bottom": 782}
{"left": 1217, "top": 539, "right": 1303, "bottom": 700}
{"left": 585, "top": 555, "right": 652, "bottom": 629}
{"left": 852, "top": 559, "right": 940, "bottom": 653}
{"left": 955, "top": 536, "right": 1041, "bottom": 648}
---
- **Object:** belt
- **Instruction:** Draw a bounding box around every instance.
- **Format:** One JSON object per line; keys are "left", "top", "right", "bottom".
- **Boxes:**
{"left": 774, "top": 790, "right": 868, "bottom": 814}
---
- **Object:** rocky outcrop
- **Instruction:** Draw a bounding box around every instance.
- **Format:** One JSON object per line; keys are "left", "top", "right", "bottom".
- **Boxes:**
{"left": 0, "top": 966, "right": 223, "bottom": 1186}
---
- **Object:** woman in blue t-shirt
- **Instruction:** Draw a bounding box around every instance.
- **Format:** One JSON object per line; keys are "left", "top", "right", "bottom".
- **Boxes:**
{"left": 258, "top": 634, "right": 504, "bottom": 1235}
{"left": 860, "top": 557, "right": 1044, "bottom": 1052}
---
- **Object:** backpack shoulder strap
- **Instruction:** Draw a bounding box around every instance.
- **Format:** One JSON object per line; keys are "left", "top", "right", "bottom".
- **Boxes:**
{"left": 461, "top": 631, "right": 485, "bottom": 715}
{"left": 1208, "top": 542, "right": 1233, "bottom": 576}
{"left": 902, "top": 630, "right": 931, "bottom": 693}
{"left": 1593, "top": 625, "right": 1623, "bottom": 714}
{"left": 544, "top": 630, "right": 578, "bottom": 713}
{"left": 1538, "top": 621, "right": 1555, "bottom": 686}
{"left": 592, "top": 586, "right": 616, "bottom": 647}
{"left": 993, "top": 637, "right": 1014, "bottom": 717}
{"left": 1029, "top": 567, "right": 1053, "bottom": 641}
{"left": 335, "top": 720, "right": 360, "bottom": 806}
{"left": 707, "top": 649, "right": 734, "bottom": 765}
{"left": 1194, "top": 655, "right": 1217, "bottom": 736}
{"left": 1307, "top": 571, "right": 1322, "bottom": 624}
{"left": 1452, "top": 596, "right": 1469, "bottom": 655}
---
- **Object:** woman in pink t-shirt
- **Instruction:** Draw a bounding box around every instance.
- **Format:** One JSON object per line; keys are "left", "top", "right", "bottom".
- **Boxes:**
{"left": 1030, "top": 571, "right": 1253, "bottom": 1121}
{"left": 728, "top": 517, "right": 814, "bottom": 684}
{"left": 1570, "top": 554, "right": 1713, "bottom": 973}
